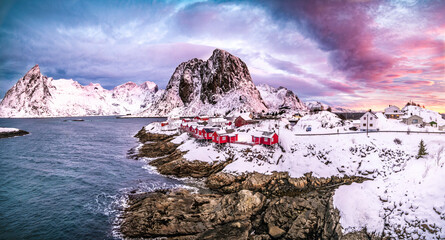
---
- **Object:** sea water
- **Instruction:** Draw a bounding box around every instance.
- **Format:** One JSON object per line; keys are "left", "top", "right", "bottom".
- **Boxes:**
{"left": 0, "top": 116, "right": 184, "bottom": 239}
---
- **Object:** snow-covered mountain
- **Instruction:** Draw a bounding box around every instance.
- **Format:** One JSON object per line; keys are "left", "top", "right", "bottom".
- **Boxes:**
{"left": 1, "top": 50, "right": 313, "bottom": 118}
{"left": 0, "top": 65, "right": 161, "bottom": 118}
{"left": 139, "top": 49, "right": 268, "bottom": 117}
{"left": 256, "top": 84, "right": 306, "bottom": 113}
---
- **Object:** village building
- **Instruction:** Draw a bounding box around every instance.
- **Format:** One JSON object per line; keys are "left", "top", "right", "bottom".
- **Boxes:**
{"left": 182, "top": 118, "right": 192, "bottom": 123}
{"left": 199, "top": 116, "right": 210, "bottom": 121}
{"left": 261, "top": 132, "right": 279, "bottom": 145}
{"left": 251, "top": 132, "right": 262, "bottom": 145}
{"left": 439, "top": 125, "right": 445, "bottom": 131}
{"left": 227, "top": 133, "right": 238, "bottom": 143}
{"left": 235, "top": 114, "right": 257, "bottom": 127}
{"left": 360, "top": 111, "right": 379, "bottom": 131}
{"left": 212, "top": 129, "right": 237, "bottom": 144}
{"left": 384, "top": 105, "right": 402, "bottom": 119}
{"left": 352, "top": 120, "right": 361, "bottom": 128}
{"left": 401, "top": 115, "right": 423, "bottom": 126}
{"left": 208, "top": 117, "right": 228, "bottom": 126}
{"left": 202, "top": 128, "right": 218, "bottom": 140}
{"left": 212, "top": 130, "right": 229, "bottom": 144}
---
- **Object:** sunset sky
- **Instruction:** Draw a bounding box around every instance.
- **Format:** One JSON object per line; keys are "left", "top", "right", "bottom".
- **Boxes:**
{"left": 0, "top": 0, "right": 444, "bottom": 112}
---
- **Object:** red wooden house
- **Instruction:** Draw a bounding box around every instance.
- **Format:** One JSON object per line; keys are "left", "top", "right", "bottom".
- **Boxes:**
{"left": 202, "top": 128, "right": 217, "bottom": 140}
{"left": 212, "top": 131, "right": 229, "bottom": 144}
{"left": 182, "top": 118, "right": 191, "bottom": 123}
{"left": 234, "top": 114, "right": 257, "bottom": 128}
{"left": 161, "top": 121, "right": 168, "bottom": 127}
{"left": 196, "top": 127, "right": 206, "bottom": 139}
{"left": 261, "top": 132, "right": 279, "bottom": 145}
{"left": 200, "top": 116, "right": 210, "bottom": 121}
{"left": 227, "top": 133, "right": 238, "bottom": 143}
{"left": 189, "top": 125, "right": 198, "bottom": 133}
{"left": 252, "top": 135, "right": 262, "bottom": 145}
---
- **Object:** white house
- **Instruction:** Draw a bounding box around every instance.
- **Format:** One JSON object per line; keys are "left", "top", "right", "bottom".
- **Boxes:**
{"left": 360, "top": 112, "right": 379, "bottom": 131}
{"left": 208, "top": 117, "right": 228, "bottom": 126}
{"left": 384, "top": 105, "right": 402, "bottom": 119}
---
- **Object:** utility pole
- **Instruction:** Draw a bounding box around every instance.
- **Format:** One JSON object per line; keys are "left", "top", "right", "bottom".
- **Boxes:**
{"left": 366, "top": 114, "right": 369, "bottom": 137}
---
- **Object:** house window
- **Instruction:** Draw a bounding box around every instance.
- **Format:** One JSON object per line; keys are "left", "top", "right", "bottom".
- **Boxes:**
{"left": 363, "top": 124, "right": 366, "bottom": 126}
{"left": 413, "top": 119, "right": 418, "bottom": 124}
{"left": 370, "top": 124, "right": 373, "bottom": 127}
{"left": 364, "top": 117, "right": 366, "bottom": 120}
{"left": 370, "top": 117, "right": 373, "bottom": 120}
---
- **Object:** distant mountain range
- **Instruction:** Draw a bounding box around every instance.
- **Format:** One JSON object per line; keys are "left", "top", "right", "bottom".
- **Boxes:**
{"left": 0, "top": 64, "right": 161, "bottom": 117}
{"left": 0, "top": 49, "right": 352, "bottom": 118}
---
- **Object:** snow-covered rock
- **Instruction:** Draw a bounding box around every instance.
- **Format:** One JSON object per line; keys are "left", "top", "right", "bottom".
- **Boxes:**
{"left": 294, "top": 111, "right": 344, "bottom": 131}
{"left": 305, "top": 101, "right": 329, "bottom": 111}
{"left": 306, "top": 101, "right": 357, "bottom": 113}
{"left": 0, "top": 127, "right": 20, "bottom": 132}
{"left": 138, "top": 49, "right": 268, "bottom": 117}
{"left": 256, "top": 84, "right": 306, "bottom": 113}
{"left": 0, "top": 65, "right": 161, "bottom": 118}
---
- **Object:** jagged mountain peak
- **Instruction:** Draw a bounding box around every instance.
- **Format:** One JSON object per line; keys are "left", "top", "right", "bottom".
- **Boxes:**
{"left": 256, "top": 84, "right": 306, "bottom": 113}
{"left": 24, "top": 64, "right": 41, "bottom": 78}
{"left": 140, "top": 81, "right": 158, "bottom": 92}
{"left": 140, "top": 48, "right": 267, "bottom": 117}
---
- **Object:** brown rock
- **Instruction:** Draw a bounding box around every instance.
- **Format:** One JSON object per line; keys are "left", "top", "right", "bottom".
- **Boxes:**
{"left": 268, "top": 225, "right": 285, "bottom": 238}
{"left": 121, "top": 189, "right": 265, "bottom": 239}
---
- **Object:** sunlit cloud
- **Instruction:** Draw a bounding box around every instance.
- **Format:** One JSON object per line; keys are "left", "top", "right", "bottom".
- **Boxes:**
{"left": 0, "top": 0, "right": 443, "bottom": 112}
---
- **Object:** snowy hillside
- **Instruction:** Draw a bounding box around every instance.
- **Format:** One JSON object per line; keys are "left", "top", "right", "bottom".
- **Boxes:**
{"left": 402, "top": 105, "right": 445, "bottom": 125}
{"left": 0, "top": 65, "right": 160, "bottom": 118}
{"left": 256, "top": 84, "right": 306, "bottom": 113}
{"left": 334, "top": 136, "right": 445, "bottom": 239}
{"left": 153, "top": 117, "right": 445, "bottom": 238}
{"left": 138, "top": 49, "right": 268, "bottom": 117}
{"left": 295, "top": 111, "right": 344, "bottom": 131}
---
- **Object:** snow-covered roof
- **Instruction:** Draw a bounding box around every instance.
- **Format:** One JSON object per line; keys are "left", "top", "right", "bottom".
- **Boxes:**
{"left": 362, "top": 111, "right": 378, "bottom": 119}
{"left": 401, "top": 114, "right": 422, "bottom": 120}
{"left": 237, "top": 113, "right": 252, "bottom": 120}
{"left": 250, "top": 130, "right": 264, "bottom": 137}
{"left": 203, "top": 128, "right": 218, "bottom": 133}
{"left": 262, "top": 131, "right": 277, "bottom": 138}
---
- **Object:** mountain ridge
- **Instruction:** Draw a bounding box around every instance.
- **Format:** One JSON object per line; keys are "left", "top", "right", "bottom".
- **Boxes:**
{"left": 0, "top": 65, "right": 160, "bottom": 118}
{"left": 0, "top": 49, "right": 308, "bottom": 118}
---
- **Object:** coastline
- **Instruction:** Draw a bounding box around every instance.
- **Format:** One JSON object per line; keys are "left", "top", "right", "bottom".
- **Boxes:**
{"left": 120, "top": 127, "right": 377, "bottom": 239}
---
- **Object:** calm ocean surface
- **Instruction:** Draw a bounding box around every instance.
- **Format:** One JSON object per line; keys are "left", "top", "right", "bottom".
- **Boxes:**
{"left": 0, "top": 116, "right": 184, "bottom": 240}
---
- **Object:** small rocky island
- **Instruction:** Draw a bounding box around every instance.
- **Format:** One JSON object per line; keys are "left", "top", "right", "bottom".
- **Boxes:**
{"left": 0, "top": 127, "right": 29, "bottom": 139}
{"left": 121, "top": 128, "right": 374, "bottom": 239}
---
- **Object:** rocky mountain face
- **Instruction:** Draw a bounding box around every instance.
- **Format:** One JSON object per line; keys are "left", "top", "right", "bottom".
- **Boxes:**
{"left": 1, "top": 50, "right": 309, "bottom": 118}
{"left": 0, "top": 65, "right": 160, "bottom": 118}
{"left": 256, "top": 84, "right": 307, "bottom": 113}
{"left": 139, "top": 49, "right": 268, "bottom": 117}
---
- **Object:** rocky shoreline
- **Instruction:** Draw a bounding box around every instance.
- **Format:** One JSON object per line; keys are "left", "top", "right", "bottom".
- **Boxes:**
{"left": 121, "top": 127, "right": 379, "bottom": 239}
{"left": 0, "top": 129, "right": 29, "bottom": 139}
